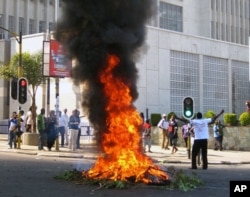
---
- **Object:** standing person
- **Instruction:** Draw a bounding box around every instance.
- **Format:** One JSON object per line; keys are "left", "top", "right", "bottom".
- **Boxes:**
{"left": 61, "top": 108, "right": 69, "bottom": 145}
{"left": 139, "top": 112, "right": 145, "bottom": 136}
{"left": 76, "top": 110, "right": 81, "bottom": 149}
{"left": 57, "top": 111, "right": 65, "bottom": 147}
{"left": 37, "top": 108, "right": 46, "bottom": 150}
{"left": 168, "top": 114, "right": 178, "bottom": 147}
{"left": 218, "top": 120, "right": 225, "bottom": 150}
{"left": 182, "top": 123, "right": 191, "bottom": 148}
{"left": 8, "top": 112, "right": 18, "bottom": 149}
{"left": 157, "top": 114, "right": 169, "bottom": 150}
{"left": 142, "top": 119, "right": 152, "bottom": 153}
{"left": 213, "top": 120, "right": 224, "bottom": 151}
{"left": 175, "top": 109, "right": 224, "bottom": 169}
{"left": 46, "top": 110, "right": 58, "bottom": 151}
{"left": 19, "top": 110, "right": 26, "bottom": 133}
{"left": 171, "top": 126, "right": 178, "bottom": 154}
{"left": 25, "top": 106, "right": 33, "bottom": 132}
{"left": 68, "top": 110, "right": 80, "bottom": 151}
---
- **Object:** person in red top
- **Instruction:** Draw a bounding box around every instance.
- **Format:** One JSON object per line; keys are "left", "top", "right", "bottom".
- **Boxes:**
{"left": 142, "top": 119, "right": 152, "bottom": 153}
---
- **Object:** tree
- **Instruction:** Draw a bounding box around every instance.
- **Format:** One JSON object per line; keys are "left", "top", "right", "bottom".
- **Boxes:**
{"left": 0, "top": 52, "right": 44, "bottom": 133}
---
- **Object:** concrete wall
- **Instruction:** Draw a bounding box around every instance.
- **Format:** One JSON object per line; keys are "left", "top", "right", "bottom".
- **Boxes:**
{"left": 151, "top": 126, "right": 250, "bottom": 151}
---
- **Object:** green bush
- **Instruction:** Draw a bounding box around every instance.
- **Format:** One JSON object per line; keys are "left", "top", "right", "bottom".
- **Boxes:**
{"left": 239, "top": 112, "right": 250, "bottom": 126}
{"left": 223, "top": 113, "right": 237, "bottom": 126}
{"left": 150, "top": 113, "right": 161, "bottom": 126}
{"left": 205, "top": 110, "right": 215, "bottom": 118}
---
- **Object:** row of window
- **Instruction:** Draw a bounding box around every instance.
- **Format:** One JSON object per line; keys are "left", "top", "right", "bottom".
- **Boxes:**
{"left": 169, "top": 51, "right": 250, "bottom": 115}
{"left": 159, "top": 1, "right": 249, "bottom": 45}
{"left": 0, "top": 14, "right": 55, "bottom": 39}
{"left": 211, "top": 0, "right": 250, "bottom": 18}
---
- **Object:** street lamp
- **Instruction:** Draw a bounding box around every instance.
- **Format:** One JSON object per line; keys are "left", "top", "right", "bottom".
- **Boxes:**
{"left": 0, "top": 26, "right": 22, "bottom": 78}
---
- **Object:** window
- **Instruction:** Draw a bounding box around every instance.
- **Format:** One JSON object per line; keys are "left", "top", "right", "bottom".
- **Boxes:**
{"left": 170, "top": 51, "right": 199, "bottom": 116}
{"left": 0, "top": 14, "right": 4, "bottom": 39}
{"left": 39, "top": 21, "right": 46, "bottom": 33}
{"left": 232, "top": 61, "right": 250, "bottom": 114}
{"left": 8, "top": 15, "right": 15, "bottom": 38}
{"left": 159, "top": 2, "right": 183, "bottom": 32}
{"left": 29, "top": 19, "right": 35, "bottom": 34}
{"left": 49, "top": 22, "right": 55, "bottom": 31}
{"left": 19, "top": 17, "right": 25, "bottom": 35}
{"left": 203, "top": 56, "right": 229, "bottom": 113}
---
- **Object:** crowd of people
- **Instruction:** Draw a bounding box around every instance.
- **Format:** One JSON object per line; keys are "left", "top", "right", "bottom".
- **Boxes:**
{"left": 141, "top": 109, "right": 225, "bottom": 170}
{"left": 8, "top": 107, "right": 90, "bottom": 152}
{"left": 8, "top": 107, "right": 226, "bottom": 170}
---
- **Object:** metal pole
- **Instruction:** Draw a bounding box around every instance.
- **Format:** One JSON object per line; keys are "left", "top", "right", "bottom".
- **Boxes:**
{"left": 17, "top": 31, "right": 22, "bottom": 149}
{"left": 187, "top": 135, "right": 191, "bottom": 159}
{"left": 54, "top": 0, "right": 60, "bottom": 151}
{"left": 18, "top": 31, "right": 22, "bottom": 78}
{"left": 55, "top": 78, "right": 59, "bottom": 151}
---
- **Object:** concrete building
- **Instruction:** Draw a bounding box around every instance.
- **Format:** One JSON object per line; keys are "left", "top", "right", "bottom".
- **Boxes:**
{"left": 135, "top": 0, "right": 250, "bottom": 118}
{"left": 0, "top": 0, "right": 250, "bottom": 121}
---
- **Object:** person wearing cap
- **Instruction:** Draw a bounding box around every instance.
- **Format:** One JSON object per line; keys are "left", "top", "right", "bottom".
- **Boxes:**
{"left": 68, "top": 109, "right": 80, "bottom": 151}
{"left": 175, "top": 109, "right": 224, "bottom": 170}
{"left": 157, "top": 113, "right": 170, "bottom": 150}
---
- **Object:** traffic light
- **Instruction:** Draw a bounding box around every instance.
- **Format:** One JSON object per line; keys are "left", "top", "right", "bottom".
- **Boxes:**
{"left": 18, "top": 77, "right": 28, "bottom": 104}
{"left": 11, "top": 78, "right": 18, "bottom": 100}
{"left": 183, "top": 96, "right": 194, "bottom": 119}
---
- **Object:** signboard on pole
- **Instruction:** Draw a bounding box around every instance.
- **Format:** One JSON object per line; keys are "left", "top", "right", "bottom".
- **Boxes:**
{"left": 42, "top": 40, "right": 71, "bottom": 77}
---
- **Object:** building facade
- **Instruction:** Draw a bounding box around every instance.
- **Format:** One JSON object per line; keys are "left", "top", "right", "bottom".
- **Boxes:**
{"left": 0, "top": 0, "right": 60, "bottom": 39}
{"left": 136, "top": 0, "right": 250, "bottom": 118}
{"left": 0, "top": 0, "right": 250, "bottom": 120}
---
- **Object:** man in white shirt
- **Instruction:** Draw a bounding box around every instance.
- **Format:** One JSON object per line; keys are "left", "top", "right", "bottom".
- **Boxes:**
{"left": 25, "top": 107, "right": 33, "bottom": 132}
{"left": 157, "top": 114, "right": 170, "bottom": 150}
{"left": 175, "top": 109, "right": 224, "bottom": 170}
{"left": 61, "top": 108, "right": 69, "bottom": 145}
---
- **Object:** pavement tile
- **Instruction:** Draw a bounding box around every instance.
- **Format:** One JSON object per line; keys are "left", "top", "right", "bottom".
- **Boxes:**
{"left": 1, "top": 134, "right": 250, "bottom": 165}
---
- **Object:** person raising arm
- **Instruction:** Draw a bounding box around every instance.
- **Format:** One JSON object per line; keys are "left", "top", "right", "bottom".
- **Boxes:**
{"left": 174, "top": 109, "right": 224, "bottom": 170}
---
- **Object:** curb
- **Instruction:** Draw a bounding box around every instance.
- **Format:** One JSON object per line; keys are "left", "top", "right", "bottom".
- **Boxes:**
{"left": 0, "top": 148, "right": 98, "bottom": 159}
{"left": 1, "top": 148, "right": 250, "bottom": 165}
{"left": 160, "top": 160, "right": 249, "bottom": 165}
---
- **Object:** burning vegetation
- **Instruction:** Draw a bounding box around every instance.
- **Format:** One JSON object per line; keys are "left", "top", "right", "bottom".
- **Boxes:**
{"left": 55, "top": 0, "right": 169, "bottom": 184}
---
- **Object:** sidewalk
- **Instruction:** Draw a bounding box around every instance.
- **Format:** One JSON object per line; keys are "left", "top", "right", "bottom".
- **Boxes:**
{"left": 1, "top": 134, "right": 250, "bottom": 165}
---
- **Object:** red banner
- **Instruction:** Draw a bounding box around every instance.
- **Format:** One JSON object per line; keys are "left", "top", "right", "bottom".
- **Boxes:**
{"left": 49, "top": 40, "right": 71, "bottom": 77}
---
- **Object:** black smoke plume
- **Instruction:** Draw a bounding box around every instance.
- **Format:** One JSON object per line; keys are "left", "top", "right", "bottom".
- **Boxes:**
{"left": 55, "top": 0, "right": 154, "bottom": 145}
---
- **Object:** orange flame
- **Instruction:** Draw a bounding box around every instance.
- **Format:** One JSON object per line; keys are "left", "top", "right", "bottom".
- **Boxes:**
{"left": 84, "top": 54, "right": 168, "bottom": 183}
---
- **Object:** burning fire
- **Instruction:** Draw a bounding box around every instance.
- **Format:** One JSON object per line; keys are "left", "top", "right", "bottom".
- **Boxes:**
{"left": 83, "top": 54, "right": 169, "bottom": 184}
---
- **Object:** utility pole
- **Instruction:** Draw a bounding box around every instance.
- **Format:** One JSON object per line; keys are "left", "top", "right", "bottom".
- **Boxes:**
{"left": 55, "top": 0, "right": 60, "bottom": 151}
{"left": 55, "top": 78, "right": 59, "bottom": 151}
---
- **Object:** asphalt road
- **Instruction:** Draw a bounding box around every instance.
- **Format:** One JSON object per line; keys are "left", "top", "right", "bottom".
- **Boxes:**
{"left": 0, "top": 151, "right": 250, "bottom": 197}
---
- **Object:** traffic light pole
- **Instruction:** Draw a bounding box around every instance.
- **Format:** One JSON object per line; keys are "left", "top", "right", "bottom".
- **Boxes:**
{"left": 17, "top": 32, "right": 23, "bottom": 149}
{"left": 18, "top": 31, "right": 22, "bottom": 78}
{"left": 182, "top": 97, "right": 195, "bottom": 159}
